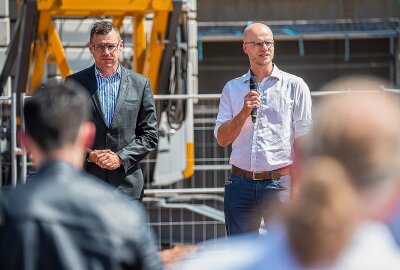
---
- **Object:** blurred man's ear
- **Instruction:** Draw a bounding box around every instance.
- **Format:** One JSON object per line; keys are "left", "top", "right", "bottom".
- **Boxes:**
{"left": 18, "top": 129, "right": 30, "bottom": 154}
{"left": 18, "top": 131, "right": 43, "bottom": 167}
{"left": 79, "top": 121, "right": 96, "bottom": 150}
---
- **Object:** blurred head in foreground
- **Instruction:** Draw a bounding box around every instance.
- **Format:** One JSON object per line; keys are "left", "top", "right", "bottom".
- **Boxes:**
{"left": 288, "top": 76, "right": 400, "bottom": 267}
{"left": 0, "top": 82, "right": 163, "bottom": 269}
{"left": 23, "top": 81, "right": 95, "bottom": 168}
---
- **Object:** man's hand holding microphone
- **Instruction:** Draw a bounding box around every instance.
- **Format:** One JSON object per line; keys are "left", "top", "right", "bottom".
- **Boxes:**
{"left": 241, "top": 74, "right": 260, "bottom": 123}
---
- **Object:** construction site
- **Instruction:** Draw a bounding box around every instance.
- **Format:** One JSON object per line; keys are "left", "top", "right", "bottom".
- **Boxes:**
{"left": 0, "top": 0, "right": 399, "bottom": 253}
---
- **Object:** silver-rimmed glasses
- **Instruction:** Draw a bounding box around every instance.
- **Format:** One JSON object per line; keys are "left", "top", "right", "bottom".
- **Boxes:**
{"left": 91, "top": 41, "right": 120, "bottom": 53}
{"left": 244, "top": 40, "right": 274, "bottom": 49}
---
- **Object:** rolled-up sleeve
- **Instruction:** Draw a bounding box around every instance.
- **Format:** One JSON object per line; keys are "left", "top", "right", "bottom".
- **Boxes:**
{"left": 214, "top": 84, "right": 233, "bottom": 139}
{"left": 293, "top": 79, "right": 313, "bottom": 140}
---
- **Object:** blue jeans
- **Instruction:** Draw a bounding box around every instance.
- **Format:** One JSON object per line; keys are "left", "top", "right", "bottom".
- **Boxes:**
{"left": 224, "top": 172, "right": 290, "bottom": 236}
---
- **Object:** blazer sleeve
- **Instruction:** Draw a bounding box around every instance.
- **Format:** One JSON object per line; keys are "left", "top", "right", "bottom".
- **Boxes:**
{"left": 117, "top": 78, "right": 158, "bottom": 172}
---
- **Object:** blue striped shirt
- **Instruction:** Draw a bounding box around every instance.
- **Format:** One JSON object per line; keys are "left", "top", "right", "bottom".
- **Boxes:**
{"left": 95, "top": 65, "right": 121, "bottom": 127}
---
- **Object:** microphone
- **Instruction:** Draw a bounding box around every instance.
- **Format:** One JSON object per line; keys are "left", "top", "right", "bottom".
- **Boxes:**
{"left": 249, "top": 73, "right": 259, "bottom": 123}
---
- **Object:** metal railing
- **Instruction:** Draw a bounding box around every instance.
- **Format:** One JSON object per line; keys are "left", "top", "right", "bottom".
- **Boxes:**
{"left": 2, "top": 87, "right": 400, "bottom": 248}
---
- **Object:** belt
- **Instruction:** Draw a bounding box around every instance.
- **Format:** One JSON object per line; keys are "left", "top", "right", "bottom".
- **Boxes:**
{"left": 231, "top": 165, "right": 291, "bottom": 180}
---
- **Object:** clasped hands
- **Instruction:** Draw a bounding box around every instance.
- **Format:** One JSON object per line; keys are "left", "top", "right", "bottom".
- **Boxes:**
{"left": 88, "top": 149, "right": 122, "bottom": 170}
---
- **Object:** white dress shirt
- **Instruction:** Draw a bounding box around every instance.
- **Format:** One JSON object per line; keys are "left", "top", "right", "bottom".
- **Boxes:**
{"left": 214, "top": 65, "right": 312, "bottom": 172}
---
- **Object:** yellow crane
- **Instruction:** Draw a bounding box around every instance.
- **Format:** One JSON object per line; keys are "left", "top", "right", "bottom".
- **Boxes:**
{"left": 0, "top": 0, "right": 197, "bottom": 185}
{"left": 32, "top": 0, "right": 173, "bottom": 93}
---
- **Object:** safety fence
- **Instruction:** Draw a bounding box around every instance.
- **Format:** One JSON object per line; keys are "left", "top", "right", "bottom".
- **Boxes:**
{"left": 144, "top": 95, "right": 227, "bottom": 248}
{"left": 1, "top": 88, "right": 400, "bottom": 249}
{"left": 143, "top": 88, "right": 400, "bottom": 248}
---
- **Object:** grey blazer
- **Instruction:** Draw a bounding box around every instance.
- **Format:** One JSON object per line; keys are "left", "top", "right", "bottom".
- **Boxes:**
{"left": 65, "top": 65, "right": 158, "bottom": 199}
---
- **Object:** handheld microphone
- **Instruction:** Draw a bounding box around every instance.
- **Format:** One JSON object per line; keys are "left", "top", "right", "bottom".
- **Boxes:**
{"left": 249, "top": 73, "right": 259, "bottom": 124}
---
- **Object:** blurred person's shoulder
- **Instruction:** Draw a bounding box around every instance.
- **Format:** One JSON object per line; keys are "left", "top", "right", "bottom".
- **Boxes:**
{"left": 2, "top": 161, "right": 145, "bottom": 230}
{"left": 172, "top": 227, "right": 299, "bottom": 270}
{"left": 333, "top": 221, "right": 400, "bottom": 270}
{"left": 171, "top": 235, "right": 262, "bottom": 270}
{"left": 388, "top": 204, "right": 400, "bottom": 246}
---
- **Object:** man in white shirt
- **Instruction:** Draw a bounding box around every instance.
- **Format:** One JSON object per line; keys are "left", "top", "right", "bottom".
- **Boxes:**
{"left": 214, "top": 22, "right": 312, "bottom": 236}
{"left": 177, "top": 76, "right": 400, "bottom": 270}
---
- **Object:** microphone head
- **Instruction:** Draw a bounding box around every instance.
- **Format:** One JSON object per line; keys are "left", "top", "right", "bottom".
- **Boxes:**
{"left": 250, "top": 76, "right": 259, "bottom": 92}
{"left": 249, "top": 74, "right": 259, "bottom": 124}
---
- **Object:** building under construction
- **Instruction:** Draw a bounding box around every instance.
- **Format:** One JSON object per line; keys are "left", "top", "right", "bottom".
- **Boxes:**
{"left": 0, "top": 0, "right": 399, "bottom": 247}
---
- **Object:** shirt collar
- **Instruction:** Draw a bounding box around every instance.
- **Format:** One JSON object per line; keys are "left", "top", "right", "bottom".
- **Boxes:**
{"left": 95, "top": 64, "right": 122, "bottom": 79}
{"left": 243, "top": 64, "right": 280, "bottom": 83}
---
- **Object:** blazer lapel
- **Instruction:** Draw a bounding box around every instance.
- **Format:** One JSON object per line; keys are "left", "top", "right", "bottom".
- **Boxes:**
{"left": 110, "top": 67, "right": 129, "bottom": 128}
{"left": 86, "top": 65, "right": 107, "bottom": 127}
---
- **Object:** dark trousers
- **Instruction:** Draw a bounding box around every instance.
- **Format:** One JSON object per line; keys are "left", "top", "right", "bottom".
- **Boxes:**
{"left": 224, "top": 172, "right": 290, "bottom": 236}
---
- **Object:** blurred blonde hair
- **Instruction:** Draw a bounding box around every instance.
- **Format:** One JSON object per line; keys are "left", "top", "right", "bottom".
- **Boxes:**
{"left": 287, "top": 156, "right": 358, "bottom": 267}
{"left": 310, "top": 76, "right": 400, "bottom": 191}
{"left": 286, "top": 76, "right": 400, "bottom": 266}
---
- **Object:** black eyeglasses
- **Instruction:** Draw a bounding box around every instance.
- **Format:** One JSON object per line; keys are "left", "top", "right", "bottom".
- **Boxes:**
{"left": 244, "top": 40, "right": 274, "bottom": 49}
{"left": 91, "top": 42, "right": 120, "bottom": 53}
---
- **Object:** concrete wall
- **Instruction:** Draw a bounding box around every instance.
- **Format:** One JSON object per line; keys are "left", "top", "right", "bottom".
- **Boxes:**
{"left": 198, "top": 38, "right": 393, "bottom": 94}
{"left": 197, "top": 0, "right": 400, "bottom": 22}
{"left": 197, "top": 0, "right": 399, "bottom": 92}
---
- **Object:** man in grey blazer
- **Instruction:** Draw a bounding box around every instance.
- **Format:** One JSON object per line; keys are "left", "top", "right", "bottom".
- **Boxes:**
{"left": 66, "top": 21, "right": 158, "bottom": 200}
